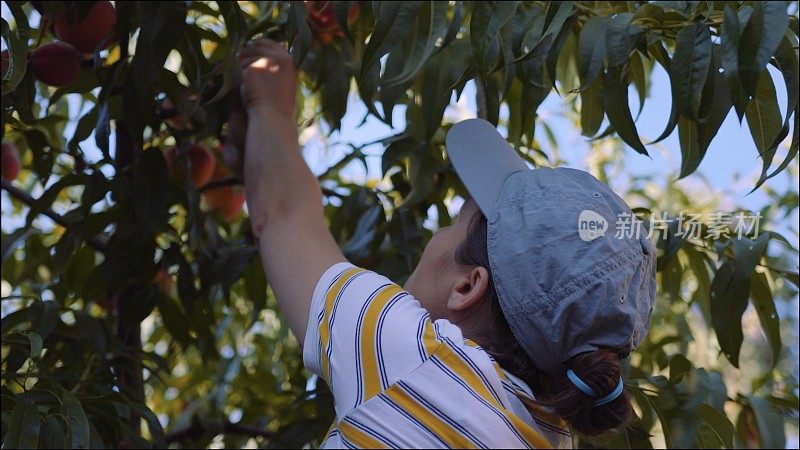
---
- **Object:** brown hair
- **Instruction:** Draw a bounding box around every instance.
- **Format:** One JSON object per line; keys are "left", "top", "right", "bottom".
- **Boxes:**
{"left": 454, "top": 206, "right": 632, "bottom": 436}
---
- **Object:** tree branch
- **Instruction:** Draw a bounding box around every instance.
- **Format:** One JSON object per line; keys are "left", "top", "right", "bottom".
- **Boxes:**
{"left": 1, "top": 179, "right": 108, "bottom": 253}
{"left": 165, "top": 420, "right": 273, "bottom": 444}
{"left": 198, "top": 176, "right": 243, "bottom": 193}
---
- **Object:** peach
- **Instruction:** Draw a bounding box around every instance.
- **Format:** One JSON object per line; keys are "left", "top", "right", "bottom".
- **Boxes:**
{"left": 164, "top": 144, "right": 216, "bottom": 188}
{"left": 54, "top": 1, "right": 117, "bottom": 53}
{"left": 29, "top": 41, "right": 81, "bottom": 87}
{"left": 2, "top": 142, "right": 21, "bottom": 182}
{"left": 153, "top": 267, "right": 174, "bottom": 296}
{"left": 306, "top": 1, "right": 346, "bottom": 44}
{"left": 201, "top": 167, "right": 245, "bottom": 221}
{"left": 158, "top": 98, "right": 187, "bottom": 130}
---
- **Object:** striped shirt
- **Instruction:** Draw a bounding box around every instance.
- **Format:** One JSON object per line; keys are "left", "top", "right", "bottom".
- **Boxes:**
{"left": 303, "top": 262, "right": 572, "bottom": 448}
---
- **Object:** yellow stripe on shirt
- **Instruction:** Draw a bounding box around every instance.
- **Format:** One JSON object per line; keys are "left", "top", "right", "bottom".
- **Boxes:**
{"left": 434, "top": 343, "right": 554, "bottom": 449}
{"left": 359, "top": 284, "right": 404, "bottom": 400}
{"left": 319, "top": 267, "right": 365, "bottom": 383}
{"left": 420, "top": 320, "right": 440, "bottom": 357}
{"left": 384, "top": 383, "right": 479, "bottom": 449}
{"left": 466, "top": 340, "right": 569, "bottom": 434}
{"left": 339, "top": 420, "right": 390, "bottom": 449}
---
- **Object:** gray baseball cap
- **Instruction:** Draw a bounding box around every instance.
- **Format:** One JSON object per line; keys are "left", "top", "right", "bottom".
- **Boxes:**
{"left": 445, "top": 118, "right": 657, "bottom": 373}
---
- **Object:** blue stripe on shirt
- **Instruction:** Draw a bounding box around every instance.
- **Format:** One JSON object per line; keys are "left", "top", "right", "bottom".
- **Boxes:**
{"left": 397, "top": 380, "right": 488, "bottom": 449}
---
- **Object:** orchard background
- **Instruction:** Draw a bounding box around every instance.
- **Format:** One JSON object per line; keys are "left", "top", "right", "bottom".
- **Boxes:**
{"left": 1, "top": 1, "right": 799, "bottom": 448}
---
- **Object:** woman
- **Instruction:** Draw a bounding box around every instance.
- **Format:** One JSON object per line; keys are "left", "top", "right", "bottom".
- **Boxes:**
{"left": 237, "top": 38, "right": 657, "bottom": 448}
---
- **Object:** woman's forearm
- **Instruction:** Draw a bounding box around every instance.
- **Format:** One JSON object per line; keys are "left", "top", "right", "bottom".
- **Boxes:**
{"left": 243, "top": 107, "right": 323, "bottom": 238}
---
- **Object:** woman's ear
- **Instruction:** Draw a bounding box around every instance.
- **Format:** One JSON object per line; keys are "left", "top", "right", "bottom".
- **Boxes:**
{"left": 447, "top": 266, "right": 490, "bottom": 312}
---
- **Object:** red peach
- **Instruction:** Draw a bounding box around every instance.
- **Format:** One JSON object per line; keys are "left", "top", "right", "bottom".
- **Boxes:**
{"left": 201, "top": 167, "right": 245, "bottom": 221}
{"left": 54, "top": 1, "right": 117, "bottom": 53}
{"left": 164, "top": 144, "right": 217, "bottom": 188}
{"left": 29, "top": 41, "right": 82, "bottom": 87}
{"left": 1, "top": 142, "right": 21, "bottom": 182}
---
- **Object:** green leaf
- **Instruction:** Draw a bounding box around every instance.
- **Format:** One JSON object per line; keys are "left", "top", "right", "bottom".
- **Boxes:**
{"left": 470, "top": 1, "right": 518, "bottom": 78}
{"left": 628, "top": 52, "right": 648, "bottom": 118}
{"left": 603, "top": 70, "right": 648, "bottom": 155}
{"left": 156, "top": 291, "right": 192, "bottom": 347}
{"left": 361, "top": 2, "right": 424, "bottom": 78}
{"left": 709, "top": 261, "right": 745, "bottom": 367}
{"left": 674, "top": 93, "right": 701, "bottom": 156}
{"left": 668, "top": 354, "right": 692, "bottom": 384}
{"left": 2, "top": 398, "right": 41, "bottom": 449}
{"left": 356, "top": 53, "right": 384, "bottom": 121}
{"left": 27, "top": 331, "right": 42, "bottom": 359}
{"left": 545, "top": 16, "right": 576, "bottom": 91}
{"left": 129, "top": 403, "right": 166, "bottom": 448}
{"left": 750, "top": 271, "right": 781, "bottom": 368}
{"left": 287, "top": 1, "right": 311, "bottom": 67}
{"left": 721, "top": 5, "right": 747, "bottom": 120}
{"left": 0, "top": 13, "right": 29, "bottom": 95}
{"left": 751, "top": 35, "right": 800, "bottom": 188}
{"left": 132, "top": 2, "right": 188, "bottom": 101}
{"left": 39, "top": 415, "right": 66, "bottom": 449}
{"left": 605, "top": 13, "right": 643, "bottom": 70}
{"left": 745, "top": 71, "right": 782, "bottom": 166}
{"left": 738, "top": 1, "right": 789, "bottom": 101}
{"left": 380, "top": 37, "right": 414, "bottom": 126}
{"left": 697, "top": 403, "right": 734, "bottom": 449}
{"left": 672, "top": 23, "right": 712, "bottom": 120}
{"left": 649, "top": 42, "right": 680, "bottom": 145}
{"left": 61, "top": 390, "right": 90, "bottom": 450}
{"left": 580, "top": 77, "right": 604, "bottom": 137}
{"left": 318, "top": 45, "right": 352, "bottom": 131}
{"left": 218, "top": 1, "right": 247, "bottom": 48}
{"left": 746, "top": 396, "right": 786, "bottom": 449}
{"left": 698, "top": 45, "right": 733, "bottom": 151}
{"left": 342, "top": 204, "right": 384, "bottom": 261}
{"left": 542, "top": 1, "right": 573, "bottom": 39}
{"left": 710, "top": 234, "right": 769, "bottom": 367}
{"left": 421, "top": 39, "right": 472, "bottom": 138}
{"left": 28, "top": 300, "right": 59, "bottom": 341}
{"left": 383, "top": 1, "right": 449, "bottom": 86}
{"left": 399, "top": 144, "right": 438, "bottom": 209}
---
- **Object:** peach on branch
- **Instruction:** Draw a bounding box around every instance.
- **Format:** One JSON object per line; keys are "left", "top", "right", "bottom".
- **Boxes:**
{"left": 2, "top": 142, "right": 21, "bottom": 182}
{"left": 54, "top": 1, "right": 117, "bottom": 54}
{"left": 201, "top": 167, "right": 245, "bottom": 221}
{"left": 164, "top": 144, "right": 217, "bottom": 188}
{"left": 29, "top": 41, "right": 81, "bottom": 87}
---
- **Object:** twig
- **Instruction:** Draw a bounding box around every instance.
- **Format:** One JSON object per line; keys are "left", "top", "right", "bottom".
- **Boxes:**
{"left": 198, "top": 176, "right": 243, "bottom": 193}
{"left": 1, "top": 179, "right": 108, "bottom": 253}
{"left": 165, "top": 420, "right": 273, "bottom": 444}
{"left": 321, "top": 187, "right": 344, "bottom": 199}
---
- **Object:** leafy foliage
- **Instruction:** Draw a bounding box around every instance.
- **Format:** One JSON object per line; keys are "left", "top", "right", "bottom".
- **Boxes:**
{"left": 1, "top": 1, "right": 798, "bottom": 448}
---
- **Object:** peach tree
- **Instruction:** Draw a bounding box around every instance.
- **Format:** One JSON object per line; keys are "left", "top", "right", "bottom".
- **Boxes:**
{"left": 2, "top": 1, "right": 798, "bottom": 448}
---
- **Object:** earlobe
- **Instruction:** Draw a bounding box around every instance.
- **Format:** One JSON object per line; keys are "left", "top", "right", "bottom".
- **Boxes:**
{"left": 447, "top": 266, "right": 490, "bottom": 312}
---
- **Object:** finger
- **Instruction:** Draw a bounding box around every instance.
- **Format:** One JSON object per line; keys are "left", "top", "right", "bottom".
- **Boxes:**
{"left": 252, "top": 40, "right": 291, "bottom": 59}
{"left": 237, "top": 44, "right": 266, "bottom": 59}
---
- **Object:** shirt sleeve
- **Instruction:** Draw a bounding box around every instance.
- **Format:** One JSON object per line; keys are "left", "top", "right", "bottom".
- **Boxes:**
{"left": 303, "top": 262, "right": 456, "bottom": 420}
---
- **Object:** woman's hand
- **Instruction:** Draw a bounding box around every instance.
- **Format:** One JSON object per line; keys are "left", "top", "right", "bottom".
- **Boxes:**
{"left": 237, "top": 38, "right": 297, "bottom": 119}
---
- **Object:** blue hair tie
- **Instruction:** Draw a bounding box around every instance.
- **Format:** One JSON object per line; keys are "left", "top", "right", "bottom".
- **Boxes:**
{"left": 566, "top": 368, "right": 624, "bottom": 407}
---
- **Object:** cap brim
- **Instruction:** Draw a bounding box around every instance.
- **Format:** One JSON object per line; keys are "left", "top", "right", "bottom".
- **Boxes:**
{"left": 445, "top": 118, "right": 529, "bottom": 216}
